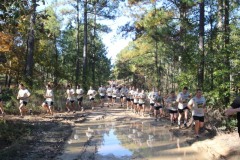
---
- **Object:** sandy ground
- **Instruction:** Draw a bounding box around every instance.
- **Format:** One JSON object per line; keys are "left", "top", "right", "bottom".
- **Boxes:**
{"left": 1, "top": 103, "right": 240, "bottom": 160}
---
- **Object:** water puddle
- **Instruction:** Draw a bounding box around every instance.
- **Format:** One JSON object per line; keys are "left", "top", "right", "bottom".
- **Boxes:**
{"left": 58, "top": 120, "right": 209, "bottom": 160}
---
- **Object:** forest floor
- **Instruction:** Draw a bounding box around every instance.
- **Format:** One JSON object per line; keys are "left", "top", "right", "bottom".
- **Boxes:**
{"left": 0, "top": 103, "right": 239, "bottom": 160}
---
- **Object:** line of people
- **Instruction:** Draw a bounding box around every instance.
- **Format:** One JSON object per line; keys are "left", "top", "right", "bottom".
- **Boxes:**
{"left": 0, "top": 83, "right": 206, "bottom": 138}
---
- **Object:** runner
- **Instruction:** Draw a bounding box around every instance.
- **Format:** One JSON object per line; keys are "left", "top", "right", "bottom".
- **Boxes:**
{"left": 138, "top": 89, "right": 146, "bottom": 117}
{"left": 87, "top": 86, "right": 97, "bottom": 110}
{"left": 148, "top": 88, "right": 158, "bottom": 116}
{"left": 106, "top": 85, "right": 113, "bottom": 107}
{"left": 133, "top": 88, "right": 139, "bottom": 114}
{"left": 42, "top": 84, "right": 54, "bottom": 115}
{"left": 17, "top": 83, "right": 31, "bottom": 118}
{"left": 129, "top": 86, "right": 135, "bottom": 110}
{"left": 154, "top": 90, "right": 164, "bottom": 121}
{"left": 76, "top": 84, "right": 84, "bottom": 111}
{"left": 166, "top": 91, "right": 178, "bottom": 126}
{"left": 120, "top": 85, "right": 128, "bottom": 107}
{"left": 176, "top": 87, "right": 190, "bottom": 128}
{"left": 188, "top": 89, "right": 206, "bottom": 138}
{"left": 98, "top": 85, "right": 106, "bottom": 108}
{"left": 112, "top": 86, "right": 119, "bottom": 106}
{"left": 126, "top": 86, "right": 131, "bottom": 110}
{"left": 66, "top": 84, "right": 75, "bottom": 113}
{"left": 0, "top": 86, "right": 5, "bottom": 117}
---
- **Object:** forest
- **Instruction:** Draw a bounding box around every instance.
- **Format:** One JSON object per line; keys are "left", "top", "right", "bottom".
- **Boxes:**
{"left": 0, "top": 0, "right": 240, "bottom": 125}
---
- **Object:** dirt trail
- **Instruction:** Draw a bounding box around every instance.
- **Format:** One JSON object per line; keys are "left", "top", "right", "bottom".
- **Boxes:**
{"left": 1, "top": 103, "right": 240, "bottom": 160}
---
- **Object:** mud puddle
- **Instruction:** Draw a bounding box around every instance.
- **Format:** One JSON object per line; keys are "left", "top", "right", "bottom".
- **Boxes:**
{"left": 58, "top": 118, "right": 209, "bottom": 160}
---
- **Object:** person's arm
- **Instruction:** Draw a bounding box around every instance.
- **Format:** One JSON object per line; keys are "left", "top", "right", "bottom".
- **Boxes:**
{"left": 187, "top": 99, "right": 193, "bottom": 110}
{"left": 225, "top": 107, "right": 240, "bottom": 116}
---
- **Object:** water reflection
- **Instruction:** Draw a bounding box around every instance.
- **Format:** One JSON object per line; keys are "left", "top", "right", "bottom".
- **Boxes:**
{"left": 60, "top": 120, "right": 209, "bottom": 160}
{"left": 97, "top": 129, "right": 132, "bottom": 157}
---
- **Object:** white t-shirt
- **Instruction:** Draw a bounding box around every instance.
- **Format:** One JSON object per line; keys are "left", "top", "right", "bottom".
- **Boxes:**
{"left": 120, "top": 87, "right": 128, "bottom": 96}
{"left": 18, "top": 89, "right": 31, "bottom": 103}
{"left": 166, "top": 96, "right": 177, "bottom": 111}
{"left": 45, "top": 89, "right": 53, "bottom": 102}
{"left": 148, "top": 91, "right": 158, "bottom": 104}
{"left": 87, "top": 89, "right": 96, "bottom": 99}
{"left": 138, "top": 93, "right": 146, "bottom": 104}
{"left": 133, "top": 91, "right": 139, "bottom": 103}
{"left": 98, "top": 87, "right": 106, "bottom": 96}
{"left": 177, "top": 92, "right": 190, "bottom": 109}
{"left": 66, "top": 89, "right": 75, "bottom": 100}
{"left": 129, "top": 90, "right": 135, "bottom": 99}
{"left": 188, "top": 96, "right": 206, "bottom": 116}
{"left": 112, "top": 88, "right": 118, "bottom": 98}
{"left": 76, "top": 88, "right": 84, "bottom": 98}
{"left": 106, "top": 87, "right": 113, "bottom": 96}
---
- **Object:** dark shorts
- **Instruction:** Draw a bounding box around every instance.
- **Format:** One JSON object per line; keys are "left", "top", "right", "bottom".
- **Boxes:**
{"left": 100, "top": 96, "right": 105, "bottom": 99}
{"left": 150, "top": 103, "right": 154, "bottom": 107}
{"left": 90, "top": 98, "right": 95, "bottom": 101}
{"left": 70, "top": 100, "right": 75, "bottom": 103}
{"left": 112, "top": 97, "right": 117, "bottom": 99}
{"left": 134, "top": 102, "right": 138, "bottom": 105}
{"left": 169, "top": 110, "right": 178, "bottom": 114}
{"left": 0, "top": 98, "right": 2, "bottom": 102}
{"left": 154, "top": 106, "right": 163, "bottom": 110}
{"left": 127, "top": 98, "right": 131, "bottom": 101}
{"left": 178, "top": 107, "right": 189, "bottom": 113}
{"left": 120, "top": 96, "right": 125, "bottom": 99}
{"left": 193, "top": 116, "right": 204, "bottom": 122}
{"left": 130, "top": 99, "right": 134, "bottom": 102}
{"left": 139, "top": 103, "right": 144, "bottom": 106}
{"left": 45, "top": 101, "right": 54, "bottom": 106}
{"left": 108, "top": 96, "right": 112, "bottom": 99}
{"left": 21, "top": 101, "right": 28, "bottom": 106}
{"left": 77, "top": 97, "right": 83, "bottom": 102}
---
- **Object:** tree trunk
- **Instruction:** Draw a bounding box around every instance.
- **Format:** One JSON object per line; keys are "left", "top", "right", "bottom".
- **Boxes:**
{"left": 83, "top": 0, "right": 88, "bottom": 90}
{"left": 224, "top": 0, "right": 230, "bottom": 104}
{"left": 198, "top": 0, "right": 205, "bottom": 90}
{"left": 92, "top": 2, "right": 97, "bottom": 87}
{"left": 75, "top": 0, "right": 80, "bottom": 86}
{"left": 25, "top": 0, "right": 36, "bottom": 87}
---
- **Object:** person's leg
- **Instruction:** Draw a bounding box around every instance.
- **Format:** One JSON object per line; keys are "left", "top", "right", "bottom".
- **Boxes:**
{"left": 0, "top": 101, "right": 4, "bottom": 115}
{"left": 178, "top": 110, "right": 183, "bottom": 127}
{"left": 194, "top": 119, "right": 200, "bottom": 137}
{"left": 184, "top": 108, "right": 188, "bottom": 127}
{"left": 66, "top": 100, "right": 70, "bottom": 112}
{"left": 237, "top": 112, "right": 240, "bottom": 137}
{"left": 71, "top": 101, "right": 75, "bottom": 112}
{"left": 19, "top": 103, "right": 25, "bottom": 117}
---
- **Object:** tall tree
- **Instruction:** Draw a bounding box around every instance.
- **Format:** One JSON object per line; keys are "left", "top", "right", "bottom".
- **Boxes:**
{"left": 198, "top": 0, "right": 205, "bottom": 89}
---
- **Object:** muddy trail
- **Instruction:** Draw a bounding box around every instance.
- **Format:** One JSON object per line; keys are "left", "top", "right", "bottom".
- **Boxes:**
{"left": 1, "top": 103, "right": 240, "bottom": 160}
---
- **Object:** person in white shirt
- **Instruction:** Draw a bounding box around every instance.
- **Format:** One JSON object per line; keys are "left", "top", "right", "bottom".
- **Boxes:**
{"left": 176, "top": 87, "right": 190, "bottom": 128}
{"left": 76, "top": 84, "right": 84, "bottom": 111}
{"left": 188, "top": 89, "right": 206, "bottom": 138}
{"left": 42, "top": 84, "right": 54, "bottom": 115}
{"left": 129, "top": 87, "right": 135, "bottom": 110}
{"left": 138, "top": 89, "right": 146, "bottom": 117}
{"left": 154, "top": 91, "right": 164, "bottom": 121}
{"left": 112, "top": 86, "right": 119, "bottom": 106}
{"left": 106, "top": 85, "right": 113, "bottom": 107}
{"left": 66, "top": 84, "right": 75, "bottom": 113}
{"left": 98, "top": 85, "right": 106, "bottom": 108}
{"left": 87, "top": 86, "right": 97, "bottom": 110}
{"left": 166, "top": 91, "right": 178, "bottom": 125}
{"left": 148, "top": 88, "right": 158, "bottom": 116}
{"left": 126, "top": 86, "right": 132, "bottom": 110}
{"left": 133, "top": 88, "right": 139, "bottom": 113}
{"left": 17, "top": 83, "right": 31, "bottom": 118}
{"left": 120, "top": 85, "right": 128, "bottom": 107}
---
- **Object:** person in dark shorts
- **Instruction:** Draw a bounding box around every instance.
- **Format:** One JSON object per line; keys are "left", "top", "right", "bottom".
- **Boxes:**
{"left": 177, "top": 87, "right": 190, "bottom": 128}
{"left": 17, "top": 83, "right": 31, "bottom": 118}
{"left": 120, "top": 85, "right": 128, "bottom": 107}
{"left": 188, "top": 89, "right": 206, "bottom": 138}
{"left": 154, "top": 91, "right": 164, "bottom": 121}
{"left": 166, "top": 91, "right": 178, "bottom": 125}
{"left": 126, "top": 86, "right": 131, "bottom": 110}
{"left": 98, "top": 85, "right": 106, "bottom": 108}
{"left": 42, "top": 84, "right": 54, "bottom": 115}
{"left": 76, "top": 84, "right": 84, "bottom": 111}
{"left": 66, "top": 84, "right": 75, "bottom": 113}
{"left": 106, "top": 85, "right": 113, "bottom": 107}
{"left": 87, "top": 86, "right": 97, "bottom": 110}
{"left": 225, "top": 96, "right": 240, "bottom": 137}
